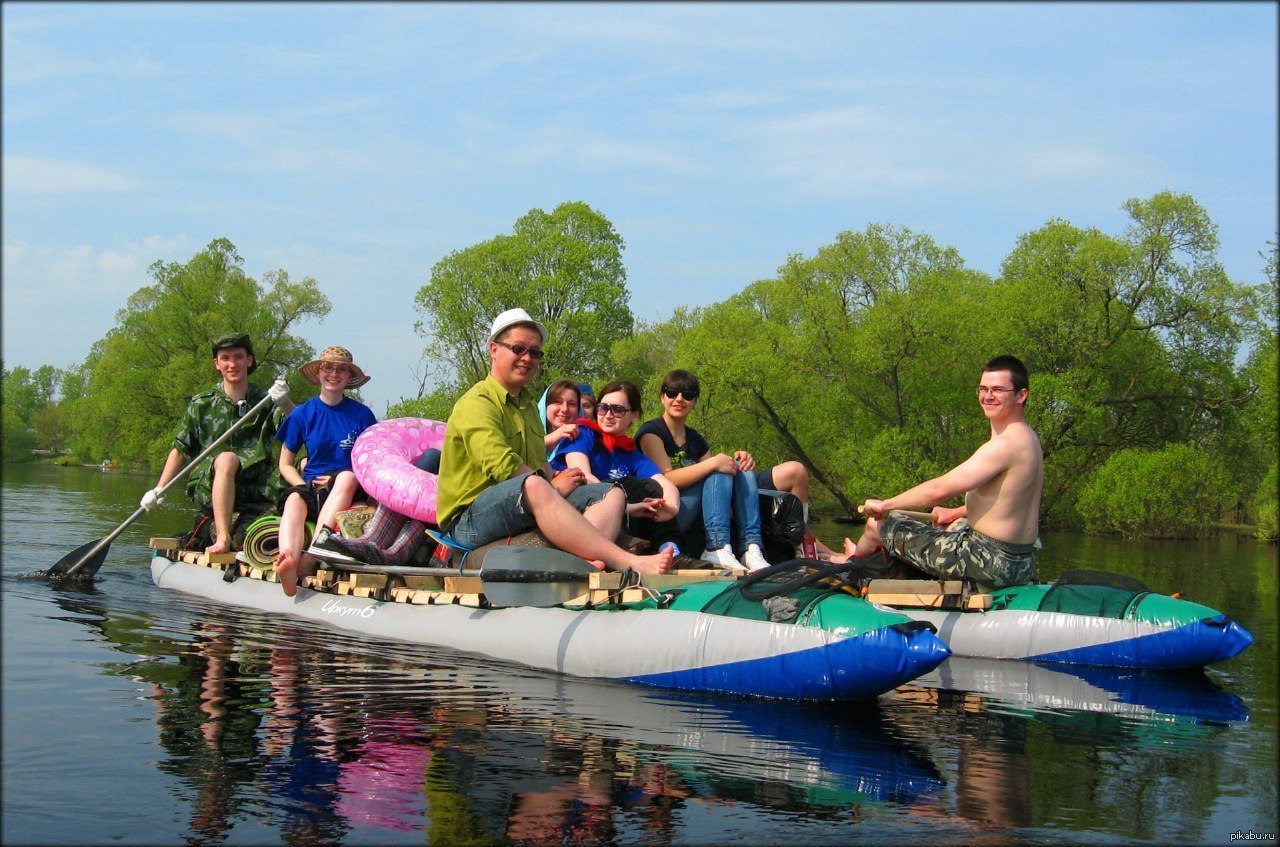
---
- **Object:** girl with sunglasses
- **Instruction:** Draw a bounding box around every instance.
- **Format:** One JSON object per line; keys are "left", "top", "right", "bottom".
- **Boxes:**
{"left": 635, "top": 370, "right": 770, "bottom": 572}
{"left": 551, "top": 380, "right": 680, "bottom": 528}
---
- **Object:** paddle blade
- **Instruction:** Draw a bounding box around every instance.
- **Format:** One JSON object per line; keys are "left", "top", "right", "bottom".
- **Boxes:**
{"left": 48, "top": 538, "right": 110, "bottom": 579}
{"left": 480, "top": 546, "right": 597, "bottom": 607}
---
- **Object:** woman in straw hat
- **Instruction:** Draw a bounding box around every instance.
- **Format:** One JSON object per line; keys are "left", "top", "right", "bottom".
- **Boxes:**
{"left": 273, "top": 346, "right": 377, "bottom": 595}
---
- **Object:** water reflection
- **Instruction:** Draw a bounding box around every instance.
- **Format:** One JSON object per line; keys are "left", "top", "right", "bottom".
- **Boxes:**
{"left": 46, "top": 586, "right": 948, "bottom": 843}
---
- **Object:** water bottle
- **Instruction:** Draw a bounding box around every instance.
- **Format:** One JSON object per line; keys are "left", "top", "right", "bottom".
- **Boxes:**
{"left": 659, "top": 541, "right": 681, "bottom": 556}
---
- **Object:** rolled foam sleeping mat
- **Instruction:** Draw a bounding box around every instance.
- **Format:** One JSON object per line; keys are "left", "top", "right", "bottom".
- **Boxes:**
{"left": 242, "top": 515, "right": 314, "bottom": 570}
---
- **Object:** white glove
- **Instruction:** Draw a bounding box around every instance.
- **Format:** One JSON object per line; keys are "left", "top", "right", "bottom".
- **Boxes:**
{"left": 140, "top": 487, "right": 165, "bottom": 511}
{"left": 268, "top": 379, "right": 290, "bottom": 406}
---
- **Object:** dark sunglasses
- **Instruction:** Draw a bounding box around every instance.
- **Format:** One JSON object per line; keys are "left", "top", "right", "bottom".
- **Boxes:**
{"left": 495, "top": 340, "right": 545, "bottom": 360}
{"left": 596, "top": 403, "right": 632, "bottom": 417}
{"left": 662, "top": 388, "right": 699, "bottom": 400}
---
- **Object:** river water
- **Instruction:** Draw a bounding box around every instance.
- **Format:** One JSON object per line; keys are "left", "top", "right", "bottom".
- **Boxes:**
{"left": 2, "top": 463, "right": 1276, "bottom": 846}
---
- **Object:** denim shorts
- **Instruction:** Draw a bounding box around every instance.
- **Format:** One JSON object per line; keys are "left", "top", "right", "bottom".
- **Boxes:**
{"left": 449, "top": 472, "right": 616, "bottom": 550}
{"left": 880, "top": 512, "right": 1037, "bottom": 589}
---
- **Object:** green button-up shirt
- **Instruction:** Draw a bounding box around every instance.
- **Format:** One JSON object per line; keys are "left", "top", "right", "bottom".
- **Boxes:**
{"left": 172, "top": 382, "right": 285, "bottom": 509}
{"left": 436, "top": 375, "right": 546, "bottom": 531}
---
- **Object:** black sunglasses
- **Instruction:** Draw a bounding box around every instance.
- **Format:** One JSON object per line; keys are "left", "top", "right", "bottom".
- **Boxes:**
{"left": 596, "top": 403, "right": 632, "bottom": 417}
{"left": 494, "top": 340, "right": 545, "bottom": 360}
{"left": 663, "top": 388, "right": 699, "bottom": 400}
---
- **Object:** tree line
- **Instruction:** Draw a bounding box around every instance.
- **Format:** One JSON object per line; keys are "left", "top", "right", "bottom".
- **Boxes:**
{"left": 4, "top": 196, "right": 1275, "bottom": 539}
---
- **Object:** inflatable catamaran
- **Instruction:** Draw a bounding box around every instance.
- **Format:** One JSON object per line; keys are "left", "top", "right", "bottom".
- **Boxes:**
{"left": 144, "top": 415, "right": 1252, "bottom": 692}
{"left": 149, "top": 547, "right": 951, "bottom": 702}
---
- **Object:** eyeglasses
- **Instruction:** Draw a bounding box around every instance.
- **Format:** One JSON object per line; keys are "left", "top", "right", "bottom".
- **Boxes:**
{"left": 596, "top": 403, "right": 632, "bottom": 417}
{"left": 662, "top": 388, "right": 699, "bottom": 400}
{"left": 495, "top": 340, "right": 545, "bottom": 360}
{"left": 976, "top": 386, "right": 1016, "bottom": 397}
{"left": 319, "top": 364, "right": 351, "bottom": 374}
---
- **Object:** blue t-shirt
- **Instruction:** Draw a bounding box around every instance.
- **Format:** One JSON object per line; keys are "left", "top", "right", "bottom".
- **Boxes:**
{"left": 274, "top": 395, "right": 377, "bottom": 484}
{"left": 552, "top": 428, "right": 663, "bottom": 482}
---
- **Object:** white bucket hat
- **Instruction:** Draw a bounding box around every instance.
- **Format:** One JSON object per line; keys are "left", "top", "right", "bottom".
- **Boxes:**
{"left": 488, "top": 307, "right": 548, "bottom": 346}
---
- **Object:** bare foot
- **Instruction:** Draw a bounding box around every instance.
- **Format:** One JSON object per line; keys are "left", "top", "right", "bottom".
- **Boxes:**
{"left": 627, "top": 546, "right": 674, "bottom": 576}
{"left": 205, "top": 535, "right": 232, "bottom": 554}
{"left": 275, "top": 550, "right": 299, "bottom": 597}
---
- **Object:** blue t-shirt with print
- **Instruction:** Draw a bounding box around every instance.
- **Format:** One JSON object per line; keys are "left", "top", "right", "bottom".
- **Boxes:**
{"left": 552, "top": 428, "right": 663, "bottom": 482}
{"left": 274, "top": 395, "right": 377, "bottom": 483}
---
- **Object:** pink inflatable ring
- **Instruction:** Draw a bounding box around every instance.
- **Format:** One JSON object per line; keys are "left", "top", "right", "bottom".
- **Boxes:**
{"left": 350, "top": 418, "right": 448, "bottom": 525}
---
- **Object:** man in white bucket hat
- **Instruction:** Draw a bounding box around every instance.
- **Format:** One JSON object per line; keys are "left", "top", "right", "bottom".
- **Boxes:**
{"left": 436, "top": 308, "right": 673, "bottom": 575}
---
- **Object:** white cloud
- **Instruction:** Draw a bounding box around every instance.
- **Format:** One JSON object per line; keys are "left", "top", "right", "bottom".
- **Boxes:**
{"left": 2, "top": 156, "right": 139, "bottom": 194}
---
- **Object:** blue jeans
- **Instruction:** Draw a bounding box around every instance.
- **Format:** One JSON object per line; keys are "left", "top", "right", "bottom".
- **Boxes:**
{"left": 450, "top": 472, "right": 615, "bottom": 550}
{"left": 677, "top": 471, "right": 763, "bottom": 552}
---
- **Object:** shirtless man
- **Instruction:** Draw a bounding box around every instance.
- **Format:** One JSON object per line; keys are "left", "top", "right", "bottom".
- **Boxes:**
{"left": 840, "top": 355, "right": 1043, "bottom": 588}
{"left": 435, "top": 308, "right": 673, "bottom": 576}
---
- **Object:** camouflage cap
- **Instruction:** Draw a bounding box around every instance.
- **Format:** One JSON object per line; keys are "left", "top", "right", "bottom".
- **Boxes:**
{"left": 211, "top": 333, "right": 257, "bottom": 374}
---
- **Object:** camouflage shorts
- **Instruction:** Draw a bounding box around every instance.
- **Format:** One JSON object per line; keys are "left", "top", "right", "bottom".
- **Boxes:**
{"left": 880, "top": 512, "right": 1037, "bottom": 589}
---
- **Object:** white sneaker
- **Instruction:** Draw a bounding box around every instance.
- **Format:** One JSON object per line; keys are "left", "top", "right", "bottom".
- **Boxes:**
{"left": 700, "top": 545, "right": 745, "bottom": 572}
{"left": 741, "top": 544, "right": 770, "bottom": 571}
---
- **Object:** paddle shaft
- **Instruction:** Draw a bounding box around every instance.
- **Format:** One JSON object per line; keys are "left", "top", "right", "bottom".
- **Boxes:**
{"left": 59, "top": 384, "right": 281, "bottom": 578}
{"left": 857, "top": 506, "right": 937, "bottom": 523}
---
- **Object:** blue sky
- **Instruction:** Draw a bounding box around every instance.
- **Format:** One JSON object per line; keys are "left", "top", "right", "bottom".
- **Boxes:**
{"left": 4, "top": 2, "right": 1276, "bottom": 414}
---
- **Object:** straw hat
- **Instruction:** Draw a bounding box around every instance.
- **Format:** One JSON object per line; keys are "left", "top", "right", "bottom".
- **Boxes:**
{"left": 298, "top": 346, "right": 371, "bottom": 388}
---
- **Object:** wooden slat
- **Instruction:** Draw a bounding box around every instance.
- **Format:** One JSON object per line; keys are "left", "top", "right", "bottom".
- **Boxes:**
{"left": 458, "top": 593, "right": 483, "bottom": 607}
{"left": 402, "top": 575, "right": 443, "bottom": 590}
{"left": 867, "top": 592, "right": 947, "bottom": 607}
{"left": 640, "top": 572, "right": 731, "bottom": 591}
{"left": 866, "top": 592, "right": 993, "bottom": 610}
{"left": 590, "top": 572, "right": 625, "bottom": 590}
{"left": 350, "top": 573, "right": 388, "bottom": 589}
{"left": 866, "top": 579, "right": 963, "bottom": 595}
{"left": 149, "top": 537, "right": 180, "bottom": 550}
{"left": 444, "top": 576, "right": 484, "bottom": 594}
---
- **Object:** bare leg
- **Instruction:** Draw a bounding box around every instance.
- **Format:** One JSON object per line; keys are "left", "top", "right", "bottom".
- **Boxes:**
{"left": 315, "top": 471, "right": 359, "bottom": 530}
{"left": 206, "top": 452, "right": 240, "bottom": 553}
{"left": 770, "top": 460, "right": 810, "bottom": 505}
{"left": 852, "top": 516, "right": 883, "bottom": 557}
{"left": 275, "top": 491, "right": 309, "bottom": 596}
{"left": 522, "top": 476, "right": 673, "bottom": 575}
{"left": 277, "top": 492, "right": 309, "bottom": 561}
{"left": 581, "top": 486, "right": 624, "bottom": 540}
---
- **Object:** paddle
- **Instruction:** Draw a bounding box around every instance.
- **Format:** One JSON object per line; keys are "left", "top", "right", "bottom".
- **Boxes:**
{"left": 49, "top": 380, "right": 286, "bottom": 580}
{"left": 857, "top": 505, "right": 938, "bottom": 523}
{"left": 305, "top": 544, "right": 600, "bottom": 607}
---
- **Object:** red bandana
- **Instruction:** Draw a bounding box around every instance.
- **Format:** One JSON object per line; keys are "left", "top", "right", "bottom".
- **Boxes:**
{"left": 576, "top": 418, "right": 634, "bottom": 453}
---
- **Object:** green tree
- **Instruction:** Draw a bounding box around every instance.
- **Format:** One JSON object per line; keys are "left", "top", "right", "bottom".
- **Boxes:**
{"left": 1076, "top": 444, "right": 1233, "bottom": 538}
{"left": 64, "top": 239, "right": 330, "bottom": 468}
{"left": 1239, "top": 241, "right": 1278, "bottom": 539}
{"left": 640, "top": 224, "right": 996, "bottom": 520}
{"left": 404, "top": 202, "right": 633, "bottom": 414}
{"left": 1, "top": 362, "right": 65, "bottom": 457}
{"left": 995, "top": 191, "right": 1263, "bottom": 526}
